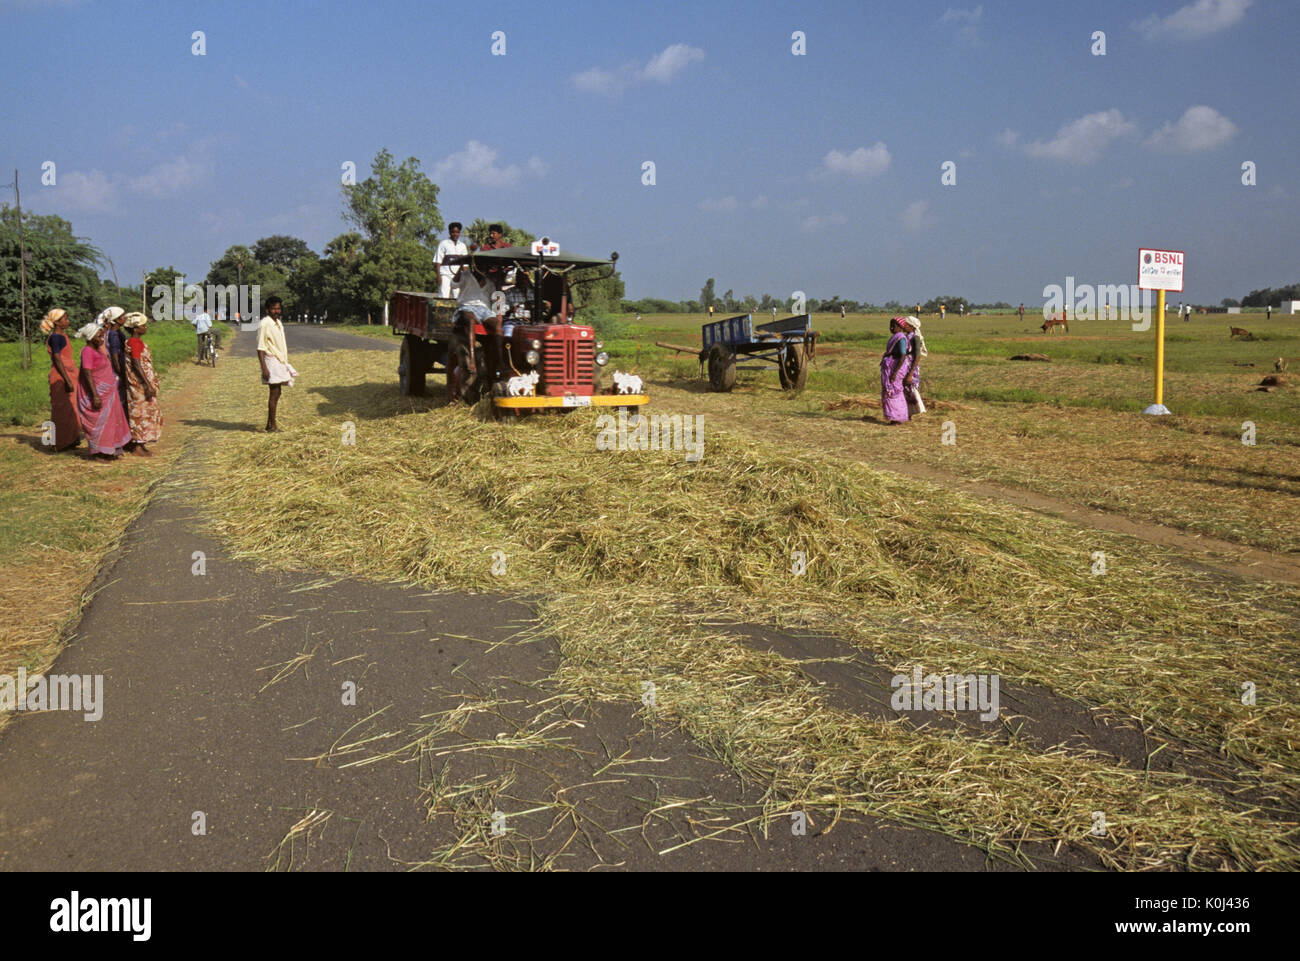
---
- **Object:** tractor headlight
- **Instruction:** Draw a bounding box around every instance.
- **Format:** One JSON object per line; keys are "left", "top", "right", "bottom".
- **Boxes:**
{"left": 595, "top": 351, "right": 609, "bottom": 366}
{"left": 525, "top": 349, "right": 541, "bottom": 366}
{"left": 530, "top": 338, "right": 542, "bottom": 350}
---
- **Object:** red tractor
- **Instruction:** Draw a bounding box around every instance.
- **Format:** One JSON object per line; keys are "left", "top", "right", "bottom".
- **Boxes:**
{"left": 391, "top": 244, "right": 647, "bottom": 413}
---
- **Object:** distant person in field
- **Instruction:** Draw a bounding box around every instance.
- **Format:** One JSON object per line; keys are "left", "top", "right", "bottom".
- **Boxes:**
{"left": 880, "top": 316, "right": 916, "bottom": 424}
{"left": 436, "top": 221, "right": 468, "bottom": 298}
{"left": 1267, "top": 304, "right": 1272, "bottom": 320}
{"left": 257, "top": 296, "right": 296, "bottom": 432}
{"left": 1018, "top": 303, "right": 1025, "bottom": 322}
{"left": 840, "top": 305, "right": 846, "bottom": 319}
{"left": 41, "top": 308, "right": 81, "bottom": 452}
{"left": 76, "top": 317, "right": 132, "bottom": 461}
{"left": 939, "top": 303, "right": 946, "bottom": 320}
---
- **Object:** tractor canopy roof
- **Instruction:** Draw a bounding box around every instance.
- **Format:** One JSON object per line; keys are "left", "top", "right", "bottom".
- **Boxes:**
{"left": 443, "top": 246, "right": 616, "bottom": 270}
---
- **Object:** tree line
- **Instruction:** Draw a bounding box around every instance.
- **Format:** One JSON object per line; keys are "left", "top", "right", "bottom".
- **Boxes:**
{"left": 620, "top": 281, "right": 1012, "bottom": 316}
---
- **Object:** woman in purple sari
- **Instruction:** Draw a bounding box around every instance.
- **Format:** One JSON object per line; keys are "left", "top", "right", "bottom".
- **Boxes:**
{"left": 880, "top": 316, "right": 915, "bottom": 423}
{"left": 75, "top": 321, "right": 131, "bottom": 461}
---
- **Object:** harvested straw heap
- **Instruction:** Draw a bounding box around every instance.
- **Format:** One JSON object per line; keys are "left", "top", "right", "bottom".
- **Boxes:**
{"left": 202, "top": 350, "right": 1300, "bottom": 870}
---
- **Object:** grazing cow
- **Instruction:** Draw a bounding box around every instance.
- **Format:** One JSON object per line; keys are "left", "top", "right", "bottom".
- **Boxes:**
{"left": 1229, "top": 326, "right": 1251, "bottom": 340}
{"left": 1041, "top": 313, "right": 1068, "bottom": 334}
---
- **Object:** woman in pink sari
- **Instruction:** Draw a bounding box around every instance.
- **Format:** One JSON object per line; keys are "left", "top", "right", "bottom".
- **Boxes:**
{"left": 75, "top": 321, "right": 131, "bottom": 461}
{"left": 880, "top": 316, "right": 915, "bottom": 423}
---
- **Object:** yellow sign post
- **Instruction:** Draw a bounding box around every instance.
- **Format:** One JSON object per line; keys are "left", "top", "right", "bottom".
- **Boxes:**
{"left": 1138, "top": 248, "right": 1183, "bottom": 416}
{"left": 1153, "top": 288, "right": 1165, "bottom": 407}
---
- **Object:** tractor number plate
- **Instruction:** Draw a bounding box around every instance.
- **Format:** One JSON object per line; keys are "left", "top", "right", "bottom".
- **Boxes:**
{"left": 561, "top": 394, "right": 591, "bottom": 408}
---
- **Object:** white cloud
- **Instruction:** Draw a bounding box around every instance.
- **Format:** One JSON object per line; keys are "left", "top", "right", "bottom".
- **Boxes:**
{"left": 572, "top": 43, "right": 704, "bottom": 97}
{"left": 1145, "top": 105, "right": 1237, "bottom": 152}
{"left": 699, "top": 194, "right": 769, "bottom": 213}
{"left": 819, "top": 143, "right": 891, "bottom": 178}
{"left": 51, "top": 169, "right": 117, "bottom": 214}
{"left": 995, "top": 129, "right": 1020, "bottom": 147}
{"left": 1022, "top": 109, "right": 1138, "bottom": 164}
{"left": 432, "top": 140, "right": 546, "bottom": 189}
{"left": 800, "top": 212, "right": 848, "bottom": 233}
{"left": 939, "top": 6, "right": 982, "bottom": 44}
{"left": 699, "top": 196, "right": 739, "bottom": 212}
{"left": 1134, "top": 0, "right": 1251, "bottom": 41}
{"left": 939, "top": 6, "right": 982, "bottom": 24}
{"left": 127, "top": 155, "right": 212, "bottom": 198}
{"left": 641, "top": 44, "right": 705, "bottom": 84}
{"left": 900, "top": 200, "right": 935, "bottom": 234}
{"left": 572, "top": 63, "right": 638, "bottom": 97}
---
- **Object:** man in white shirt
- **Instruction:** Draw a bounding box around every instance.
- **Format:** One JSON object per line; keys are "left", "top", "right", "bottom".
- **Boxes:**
{"left": 191, "top": 308, "right": 215, "bottom": 358}
{"left": 436, "top": 222, "right": 469, "bottom": 298}
{"left": 257, "top": 297, "right": 297, "bottom": 432}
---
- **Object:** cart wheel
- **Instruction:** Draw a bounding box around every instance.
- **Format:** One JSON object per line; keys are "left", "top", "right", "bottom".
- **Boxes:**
{"left": 707, "top": 343, "right": 736, "bottom": 392}
{"left": 778, "top": 342, "right": 807, "bottom": 391}
{"left": 399, "top": 335, "right": 427, "bottom": 396}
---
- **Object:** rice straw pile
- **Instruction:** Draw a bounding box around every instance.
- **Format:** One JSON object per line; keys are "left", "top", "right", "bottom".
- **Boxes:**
{"left": 199, "top": 350, "right": 1300, "bottom": 869}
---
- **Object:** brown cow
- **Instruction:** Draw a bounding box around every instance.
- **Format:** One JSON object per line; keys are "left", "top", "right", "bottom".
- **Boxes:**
{"left": 1041, "top": 313, "right": 1068, "bottom": 334}
{"left": 1229, "top": 326, "right": 1251, "bottom": 340}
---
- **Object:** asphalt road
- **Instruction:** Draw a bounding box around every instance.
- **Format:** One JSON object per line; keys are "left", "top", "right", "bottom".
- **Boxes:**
{"left": 0, "top": 324, "right": 1113, "bottom": 871}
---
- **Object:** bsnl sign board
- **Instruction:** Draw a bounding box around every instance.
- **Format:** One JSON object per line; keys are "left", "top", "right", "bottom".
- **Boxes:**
{"left": 1138, "top": 248, "right": 1185, "bottom": 292}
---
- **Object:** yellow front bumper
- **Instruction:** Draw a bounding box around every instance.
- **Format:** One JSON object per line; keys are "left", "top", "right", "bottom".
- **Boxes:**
{"left": 494, "top": 393, "right": 650, "bottom": 410}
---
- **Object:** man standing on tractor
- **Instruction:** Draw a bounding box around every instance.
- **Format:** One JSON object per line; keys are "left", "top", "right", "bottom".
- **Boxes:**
{"left": 436, "top": 222, "right": 468, "bottom": 298}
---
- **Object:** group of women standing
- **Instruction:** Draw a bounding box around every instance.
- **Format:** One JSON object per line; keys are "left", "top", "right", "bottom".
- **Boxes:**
{"left": 880, "top": 316, "right": 927, "bottom": 424}
{"left": 42, "top": 306, "right": 162, "bottom": 462}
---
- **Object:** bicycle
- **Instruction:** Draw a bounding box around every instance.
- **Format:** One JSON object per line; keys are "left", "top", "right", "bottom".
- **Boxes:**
{"left": 198, "top": 331, "right": 218, "bottom": 367}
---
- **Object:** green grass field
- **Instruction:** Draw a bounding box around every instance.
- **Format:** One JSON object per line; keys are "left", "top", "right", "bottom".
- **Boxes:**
{"left": 609, "top": 308, "right": 1297, "bottom": 418}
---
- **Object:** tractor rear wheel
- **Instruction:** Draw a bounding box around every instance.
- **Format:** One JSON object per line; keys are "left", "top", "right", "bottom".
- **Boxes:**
{"left": 453, "top": 334, "right": 488, "bottom": 405}
{"left": 399, "top": 335, "right": 427, "bottom": 396}
{"left": 777, "top": 342, "right": 808, "bottom": 391}
{"left": 707, "top": 343, "right": 736, "bottom": 392}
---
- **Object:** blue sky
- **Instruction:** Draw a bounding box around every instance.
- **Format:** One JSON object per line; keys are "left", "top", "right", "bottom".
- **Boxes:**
{"left": 2, "top": 0, "right": 1296, "bottom": 305}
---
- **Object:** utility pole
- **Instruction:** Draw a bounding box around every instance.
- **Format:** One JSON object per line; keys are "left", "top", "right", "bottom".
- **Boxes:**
{"left": 15, "top": 169, "right": 30, "bottom": 369}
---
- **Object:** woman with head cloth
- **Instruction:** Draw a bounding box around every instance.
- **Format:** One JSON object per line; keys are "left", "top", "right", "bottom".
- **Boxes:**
{"left": 121, "top": 313, "right": 162, "bottom": 455}
{"left": 40, "top": 308, "right": 82, "bottom": 451}
{"left": 97, "top": 306, "right": 130, "bottom": 426}
{"left": 74, "top": 319, "right": 131, "bottom": 461}
{"left": 904, "top": 315, "right": 927, "bottom": 417}
{"left": 880, "top": 316, "right": 916, "bottom": 424}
